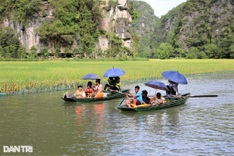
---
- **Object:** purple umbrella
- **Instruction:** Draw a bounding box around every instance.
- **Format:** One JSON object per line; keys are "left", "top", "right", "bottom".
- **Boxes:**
{"left": 103, "top": 68, "right": 126, "bottom": 77}
{"left": 162, "top": 70, "right": 188, "bottom": 84}
{"left": 83, "top": 74, "right": 100, "bottom": 80}
{"left": 144, "top": 80, "right": 168, "bottom": 91}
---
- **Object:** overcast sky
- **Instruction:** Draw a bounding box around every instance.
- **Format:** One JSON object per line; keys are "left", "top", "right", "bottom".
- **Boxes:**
{"left": 139, "top": 0, "right": 187, "bottom": 17}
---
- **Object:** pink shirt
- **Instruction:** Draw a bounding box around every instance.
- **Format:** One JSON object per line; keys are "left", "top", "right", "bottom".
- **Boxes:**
{"left": 94, "top": 84, "right": 102, "bottom": 93}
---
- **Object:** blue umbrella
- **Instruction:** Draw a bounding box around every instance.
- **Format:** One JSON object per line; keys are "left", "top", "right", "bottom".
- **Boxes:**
{"left": 83, "top": 74, "right": 100, "bottom": 80}
{"left": 103, "top": 68, "right": 126, "bottom": 77}
{"left": 144, "top": 80, "right": 168, "bottom": 91}
{"left": 162, "top": 70, "right": 188, "bottom": 84}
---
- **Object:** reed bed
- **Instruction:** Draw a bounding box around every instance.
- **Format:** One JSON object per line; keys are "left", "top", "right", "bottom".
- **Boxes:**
{"left": 0, "top": 59, "right": 233, "bottom": 95}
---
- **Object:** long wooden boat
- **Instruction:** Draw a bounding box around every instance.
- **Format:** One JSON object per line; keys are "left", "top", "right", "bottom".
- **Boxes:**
{"left": 117, "top": 93, "right": 190, "bottom": 112}
{"left": 62, "top": 89, "right": 129, "bottom": 102}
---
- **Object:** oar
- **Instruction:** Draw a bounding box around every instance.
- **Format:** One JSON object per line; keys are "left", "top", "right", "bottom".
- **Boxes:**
{"left": 188, "top": 95, "right": 218, "bottom": 98}
{"left": 119, "top": 97, "right": 126, "bottom": 106}
{"left": 119, "top": 93, "right": 132, "bottom": 106}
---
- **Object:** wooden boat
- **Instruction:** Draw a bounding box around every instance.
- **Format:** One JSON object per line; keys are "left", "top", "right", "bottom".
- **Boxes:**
{"left": 117, "top": 93, "right": 190, "bottom": 112}
{"left": 62, "top": 89, "right": 129, "bottom": 102}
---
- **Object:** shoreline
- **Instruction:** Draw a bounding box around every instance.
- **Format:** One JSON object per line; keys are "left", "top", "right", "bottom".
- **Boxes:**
{"left": 1, "top": 70, "right": 233, "bottom": 97}
{"left": 1, "top": 59, "right": 233, "bottom": 96}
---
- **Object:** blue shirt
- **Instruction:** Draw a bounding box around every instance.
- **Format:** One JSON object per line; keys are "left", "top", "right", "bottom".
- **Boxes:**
{"left": 135, "top": 91, "right": 142, "bottom": 103}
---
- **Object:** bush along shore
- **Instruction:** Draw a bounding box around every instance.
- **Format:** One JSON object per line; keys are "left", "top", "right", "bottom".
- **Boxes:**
{"left": 0, "top": 82, "right": 78, "bottom": 96}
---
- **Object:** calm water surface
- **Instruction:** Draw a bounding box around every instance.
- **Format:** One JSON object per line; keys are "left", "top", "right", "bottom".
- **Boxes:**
{"left": 0, "top": 72, "right": 234, "bottom": 156}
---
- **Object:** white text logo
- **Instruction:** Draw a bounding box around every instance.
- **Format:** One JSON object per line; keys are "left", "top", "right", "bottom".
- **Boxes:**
{"left": 3, "top": 146, "right": 33, "bottom": 153}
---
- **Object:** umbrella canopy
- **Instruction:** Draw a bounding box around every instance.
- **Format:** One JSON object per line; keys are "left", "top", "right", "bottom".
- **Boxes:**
{"left": 144, "top": 80, "right": 168, "bottom": 91}
{"left": 162, "top": 70, "right": 188, "bottom": 84}
{"left": 83, "top": 74, "right": 100, "bottom": 80}
{"left": 103, "top": 68, "right": 126, "bottom": 77}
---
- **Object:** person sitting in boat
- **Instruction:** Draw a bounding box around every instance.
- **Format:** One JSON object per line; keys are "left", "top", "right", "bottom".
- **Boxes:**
{"left": 92, "top": 79, "right": 103, "bottom": 97}
{"left": 104, "top": 77, "right": 121, "bottom": 91}
{"left": 126, "top": 85, "right": 142, "bottom": 107}
{"left": 166, "top": 80, "right": 178, "bottom": 97}
{"left": 104, "top": 77, "right": 114, "bottom": 90}
{"left": 142, "top": 90, "right": 151, "bottom": 104}
{"left": 64, "top": 85, "right": 86, "bottom": 99}
{"left": 152, "top": 92, "right": 164, "bottom": 105}
{"left": 85, "top": 81, "right": 93, "bottom": 97}
{"left": 115, "top": 76, "right": 121, "bottom": 91}
{"left": 74, "top": 85, "right": 86, "bottom": 98}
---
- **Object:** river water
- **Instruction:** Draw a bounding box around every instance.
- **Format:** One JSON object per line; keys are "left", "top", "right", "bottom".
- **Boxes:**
{"left": 0, "top": 72, "right": 234, "bottom": 156}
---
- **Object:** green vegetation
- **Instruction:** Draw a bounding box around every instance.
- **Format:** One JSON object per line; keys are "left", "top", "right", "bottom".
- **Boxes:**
{"left": 0, "top": 0, "right": 42, "bottom": 58}
{"left": 0, "top": 59, "right": 233, "bottom": 94}
{"left": 0, "top": 27, "right": 23, "bottom": 58}
{"left": 0, "top": 0, "right": 132, "bottom": 59}
{"left": 130, "top": 1, "right": 158, "bottom": 57}
{"left": 38, "top": 0, "right": 101, "bottom": 57}
{"left": 1, "top": 0, "right": 234, "bottom": 59}
{"left": 157, "top": 43, "right": 173, "bottom": 59}
{"left": 0, "top": 0, "right": 41, "bottom": 23}
{"left": 132, "top": 0, "right": 234, "bottom": 59}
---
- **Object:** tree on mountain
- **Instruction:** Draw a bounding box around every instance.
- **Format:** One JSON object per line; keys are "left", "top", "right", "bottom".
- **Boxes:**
{"left": 186, "top": 47, "right": 198, "bottom": 59}
{"left": 230, "top": 44, "right": 234, "bottom": 58}
{"left": 0, "top": 27, "right": 22, "bottom": 58}
{"left": 203, "top": 44, "right": 221, "bottom": 58}
{"left": 157, "top": 43, "right": 173, "bottom": 59}
{"left": 37, "top": 0, "right": 101, "bottom": 57}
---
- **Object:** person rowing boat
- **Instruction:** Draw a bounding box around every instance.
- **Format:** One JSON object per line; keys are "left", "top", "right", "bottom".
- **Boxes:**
{"left": 126, "top": 85, "right": 142, "bottom": 108}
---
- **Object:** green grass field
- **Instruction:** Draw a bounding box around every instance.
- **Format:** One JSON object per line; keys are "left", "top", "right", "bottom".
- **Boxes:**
{"left": 0, "top": 59, "right": 233, "bottom": 93}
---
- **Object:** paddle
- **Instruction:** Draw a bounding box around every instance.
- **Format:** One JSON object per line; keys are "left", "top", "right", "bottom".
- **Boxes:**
{"left": 119, "top": 97, "right": 126, "bottom": 106}
{"left": 188, "top": 95, "right": 218, "bottom": 98}
{"left": 162, "top": 94, "right": 218, "bottom": 99}
{"left": 119, "top": 93, "right": 132, "bottom": 106}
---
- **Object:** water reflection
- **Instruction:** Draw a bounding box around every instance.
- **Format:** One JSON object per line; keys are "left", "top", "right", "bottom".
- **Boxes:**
{"left": 73, "top": 103, "right": 105, "bottom": 130}
{"left": 62, "top": 103, "right": 109, "bottom": 155}
{"left": 75, "top": 105, "right": 83, "bottom": 127}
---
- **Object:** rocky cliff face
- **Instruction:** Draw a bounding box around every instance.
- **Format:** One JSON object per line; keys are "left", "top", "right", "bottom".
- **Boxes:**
{"left": 155, "top": 0, "right": 234, "bottom": 50}
{"left": 2, "top": 15, "right": 39, "bottom": 51}
{"left": 131, "top": 1, "right": 158, "bottom": 38}
{"left": 1, "top": 0, "right": 133, "bottom": 53}
{"left": 178, "top": 0, "right": 234, "bottom": 51}
{"left": 1, "top": 1, "right": 54, "bottom": 52}
{"left": 135, "top": 0, "right": 234, "bottom": 58}
{"left": 131, "top": 1, "right": 159, "bottom": 55}
{"left": 97, "top": 0, "right": 133, "bottom": 51}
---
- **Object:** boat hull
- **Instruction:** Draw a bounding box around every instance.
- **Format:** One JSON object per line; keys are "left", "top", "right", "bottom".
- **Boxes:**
{"left": 62, "top": 89, "right": 129, "bottom": 102}
{"left": 118, "top": 93, "right": 190, "bottom": 112}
